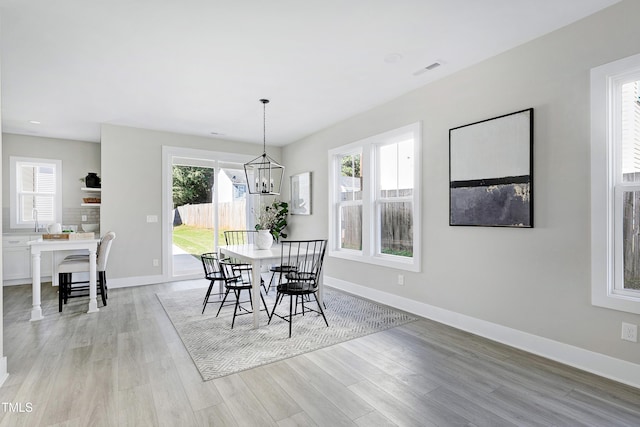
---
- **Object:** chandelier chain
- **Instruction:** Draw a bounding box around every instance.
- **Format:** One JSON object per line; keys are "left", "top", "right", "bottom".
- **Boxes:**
{"left": 244, "top": 98, "right": 283, "bottom": 195}
{"left": 260, "top": 98, "right": 269, "bottom": 155}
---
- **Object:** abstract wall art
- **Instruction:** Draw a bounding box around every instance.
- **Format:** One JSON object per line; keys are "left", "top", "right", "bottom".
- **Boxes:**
{"left": 449, "top": 108, "right": 533, "bottom": 227}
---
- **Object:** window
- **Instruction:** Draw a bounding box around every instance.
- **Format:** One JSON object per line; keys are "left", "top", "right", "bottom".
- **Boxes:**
{"left": 338, "top": 151, "right": 363, "bottom": 251}
{"left": 233, "top": 184, "right": 247, "bottom": 200}
{"left": 377, "top": 138, "right": 415, "bottom": 257}
{"left": 10, "top": 157, "right": 62, "bottom": 229}
{"left": 591, "top": 53, "right": 640, "bottom": 313}
{"left": 329, "top": 123, "right": 421, "bottom": 271}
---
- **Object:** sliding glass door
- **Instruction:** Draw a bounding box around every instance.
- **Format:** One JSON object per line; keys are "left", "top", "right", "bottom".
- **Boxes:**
{"left": 171, "top": 158, "right": 216, "bottom": 276}
{"left": 163, "top": 147, "right": 253, "bottom": 280}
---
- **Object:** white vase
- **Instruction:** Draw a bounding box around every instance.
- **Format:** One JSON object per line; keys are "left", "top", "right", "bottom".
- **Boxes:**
{"left": 256, "top": 229, "right": 274, "bottom": 249}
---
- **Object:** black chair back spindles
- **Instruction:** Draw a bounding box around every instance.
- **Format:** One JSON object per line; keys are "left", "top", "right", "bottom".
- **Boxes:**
{"left": 268, "top": 239, "right": 328, "bottom": 337}
{"left": 224, "top": 230, "right": 257, "bottom": 246}
{"left": 217, "top": 259, "right": 267, "bottom": 328}
{"left": 200, "top": 252, "right": 227, "bottom": 314}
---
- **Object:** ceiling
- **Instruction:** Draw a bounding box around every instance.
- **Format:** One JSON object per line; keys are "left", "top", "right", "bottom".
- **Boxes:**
{"left": 0, "top": 0, "right": 621, "bottom": 146}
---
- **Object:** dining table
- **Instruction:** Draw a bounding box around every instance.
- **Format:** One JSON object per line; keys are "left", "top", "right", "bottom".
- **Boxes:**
{"left": 218, "top": 244, "right": 324, "bottom": 329}
{"left": 27, "top": 238, "right": 100, "bottom": 321}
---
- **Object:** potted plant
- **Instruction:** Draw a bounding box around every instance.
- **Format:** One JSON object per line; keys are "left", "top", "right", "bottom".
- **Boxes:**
{"left": 254, "top": 200, "right": 288, "bottom": 244}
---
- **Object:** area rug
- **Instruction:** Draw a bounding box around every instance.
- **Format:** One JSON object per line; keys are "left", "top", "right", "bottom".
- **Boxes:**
{"left": 156, "top": 286, "right": 416, "bottom": 381}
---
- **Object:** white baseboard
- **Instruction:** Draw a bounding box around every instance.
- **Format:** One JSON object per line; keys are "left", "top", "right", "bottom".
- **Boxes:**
{"left": 109, "top": 273, "right": 205, "bottom": 289}
{"left": 108, "top": 274, "right": 165, "bottom": 289}
{"left": 325, "top": 276, "right": 640, "bottom": 390}
{"left": 3, "top": 277, "right": 52, "bottom": 287}
{"left": 0, "top": 356, "right": 8, "bottom": 387}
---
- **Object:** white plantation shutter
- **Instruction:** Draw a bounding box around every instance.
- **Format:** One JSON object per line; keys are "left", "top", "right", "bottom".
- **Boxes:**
{"left": 11, "top": 158, "right": 61, "bottom": 227}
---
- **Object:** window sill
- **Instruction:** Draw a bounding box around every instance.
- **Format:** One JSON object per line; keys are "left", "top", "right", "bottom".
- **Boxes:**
{"left": 592, "top": 286, "right": 640, "bottom": 315}
{"left": 329, "top": 249, "right": 420, "bottom": 272}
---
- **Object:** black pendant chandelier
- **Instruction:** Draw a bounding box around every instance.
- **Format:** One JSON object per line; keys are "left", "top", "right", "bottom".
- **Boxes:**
{"left": 244, "top": 99, "right": 284, "bottom": 195}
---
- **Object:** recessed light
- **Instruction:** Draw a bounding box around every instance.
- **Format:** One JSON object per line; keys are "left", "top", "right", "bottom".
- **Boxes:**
{"left": 384, "top": 53, "right": 403, "bottom": 64}
{"left": 28, "top": 120, "right": 41, "bottom": 124}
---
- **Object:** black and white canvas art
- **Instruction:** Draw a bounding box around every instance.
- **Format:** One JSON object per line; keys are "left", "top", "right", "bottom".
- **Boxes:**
{"left": 449, "top": 108, "right": 533, "bottom": 227}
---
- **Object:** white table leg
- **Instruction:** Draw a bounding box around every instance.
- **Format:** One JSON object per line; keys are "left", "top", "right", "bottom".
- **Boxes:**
{"left": 30, "top": 252, "right": 44, "bottom": 321}
{"left": 252, "top": 259, "right": 261, "bottom": 328}
{"left": 87, "top": 248, "right": 99, "bottom": 313}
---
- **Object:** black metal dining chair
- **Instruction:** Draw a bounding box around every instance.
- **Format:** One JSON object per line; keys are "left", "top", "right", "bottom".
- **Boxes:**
{"left": 200, "top": 252, "right": 227, "bottom": 314}
{"left": 223, "top": 230, "right": 255, "bottom": 274}
{"left": 268, "top": 239, "right": 328, "bottom": 337}
{"left": 223, "top": 230, "right": 267, "bottom": 292}
{"left": 223, "top": 230, "right": 257, "bottom": 246}
{"left": 217, "top": 259, "right": 268, "bottom": 328}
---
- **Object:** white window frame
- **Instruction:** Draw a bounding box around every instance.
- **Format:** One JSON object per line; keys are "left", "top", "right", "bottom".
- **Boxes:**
{"left": 9, "top": 156, "right": 63, "bottom": 229}
{"left": 328, "top": 122, "right": 421, "bottom": 272}
{"left": 591, "top": 52, "right": 640, "bottom": 314}
{"left": 334, "top": 147, "right": 364, "bottom": 255}
{"left": 162, "top": 146, "right": 255, "bottom": 281}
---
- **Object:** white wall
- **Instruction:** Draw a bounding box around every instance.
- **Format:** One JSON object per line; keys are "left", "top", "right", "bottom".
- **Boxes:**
{"left": 1, "top": 134, "right": 101, "bottom": 230}
{"left": 0, "top": 42, "right": 7, "bottom": 385}
{"left": 283, "top": 0, "right": 640, "bottom": 373}
{"left": 218, "top": 171, "right": 233, "bottom": 203}
{"left": 100, "top": 124, "right": 281, "bottom": 282}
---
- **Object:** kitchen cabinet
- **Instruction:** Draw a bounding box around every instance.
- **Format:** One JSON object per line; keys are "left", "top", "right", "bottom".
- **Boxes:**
{"left": 3, "top": 236, "right": 31, "bottom": 281}
{"left": 2, "top": 234, "right": 52, "bottom": 285}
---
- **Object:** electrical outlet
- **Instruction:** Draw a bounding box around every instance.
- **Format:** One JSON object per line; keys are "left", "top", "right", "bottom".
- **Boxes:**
{"left": 81, "top": 215, "right": 87, "bottom": 221}
{"left": 398, "top": 274, "right": 404, "bottom": 286}
{"left": 147, "top": 215, "right": 158, "bottom": 223}
{"left": 152, "top": 259, "right": 159, "bottom": 267}
{"left": 622, "top": 322, "right": 638, "bottom": 342}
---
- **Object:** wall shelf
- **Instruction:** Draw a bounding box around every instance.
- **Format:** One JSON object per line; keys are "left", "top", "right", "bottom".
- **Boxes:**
{"left": 81, "top": 187, "right": 101, "bottom": 207}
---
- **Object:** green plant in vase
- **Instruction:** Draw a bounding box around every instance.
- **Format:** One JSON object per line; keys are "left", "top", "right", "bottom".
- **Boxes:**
{"left": 255, "top": 200, "right": 288, "bottom": 242}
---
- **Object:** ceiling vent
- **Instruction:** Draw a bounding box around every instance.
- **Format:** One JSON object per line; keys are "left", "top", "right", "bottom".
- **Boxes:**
{"left": 413, "top": 61, "right": 442, "bottom": 76}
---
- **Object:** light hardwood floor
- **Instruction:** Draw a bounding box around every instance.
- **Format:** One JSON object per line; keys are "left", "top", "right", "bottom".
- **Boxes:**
{"left": 1, "top": 279, "right": 640, "bottom": 426}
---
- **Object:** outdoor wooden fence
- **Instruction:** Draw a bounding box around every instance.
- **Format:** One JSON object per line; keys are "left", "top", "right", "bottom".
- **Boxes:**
{"left": 380, "top": 202, "right": 413, "bottom": 254}
{"left": 624, "top": 189, "right": 640, "bottom": 289}
{"left": 178, "top": 199, "right": 414, "bottom": 256}
{"left": 175, "top": 201, "right": 246, "bottom": 230}
{"left": 341, "top": 202, "right": 413, "bottom": 255}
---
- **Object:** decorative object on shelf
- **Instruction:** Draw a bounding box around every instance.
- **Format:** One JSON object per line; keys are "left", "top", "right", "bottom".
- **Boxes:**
{"left": 244, "top": 99, "right": 285, "bottom": 195}
{"left": 254, "top": 199, "right": 288, "bottom": 242}
{"left": 291, "top": 172, "right": 312, "bottom": 215}
{"left": 255, "top": 229, "right": 274, "bottom": 250}
{"left": 449, "top": 108, "right": 533, "bottom": 228}
{"left": 82, "top": 197, "right": 101, "bottom": 204}
{"left": 84, "top": 172, "right": 101, "bottom": 188}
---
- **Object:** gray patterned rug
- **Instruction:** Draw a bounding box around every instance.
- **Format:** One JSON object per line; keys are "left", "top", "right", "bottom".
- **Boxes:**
{"left": 157, "top": 286, "right": 416, "bottom": 381}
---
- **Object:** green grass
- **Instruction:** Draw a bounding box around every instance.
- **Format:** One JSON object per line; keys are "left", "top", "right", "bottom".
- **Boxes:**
{"left": 625, "top": 278, "right": 640, "bottom": 290}
{"left": 382, "top": 248, "right": 413, "bottom": 257}
{"left": 172, "top": 225, "right": 222, "bottom": 256}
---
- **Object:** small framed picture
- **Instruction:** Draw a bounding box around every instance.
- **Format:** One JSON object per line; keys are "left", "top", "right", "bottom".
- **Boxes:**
{"left": 291, "top": 172, "right": 312, "bottom": 215}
